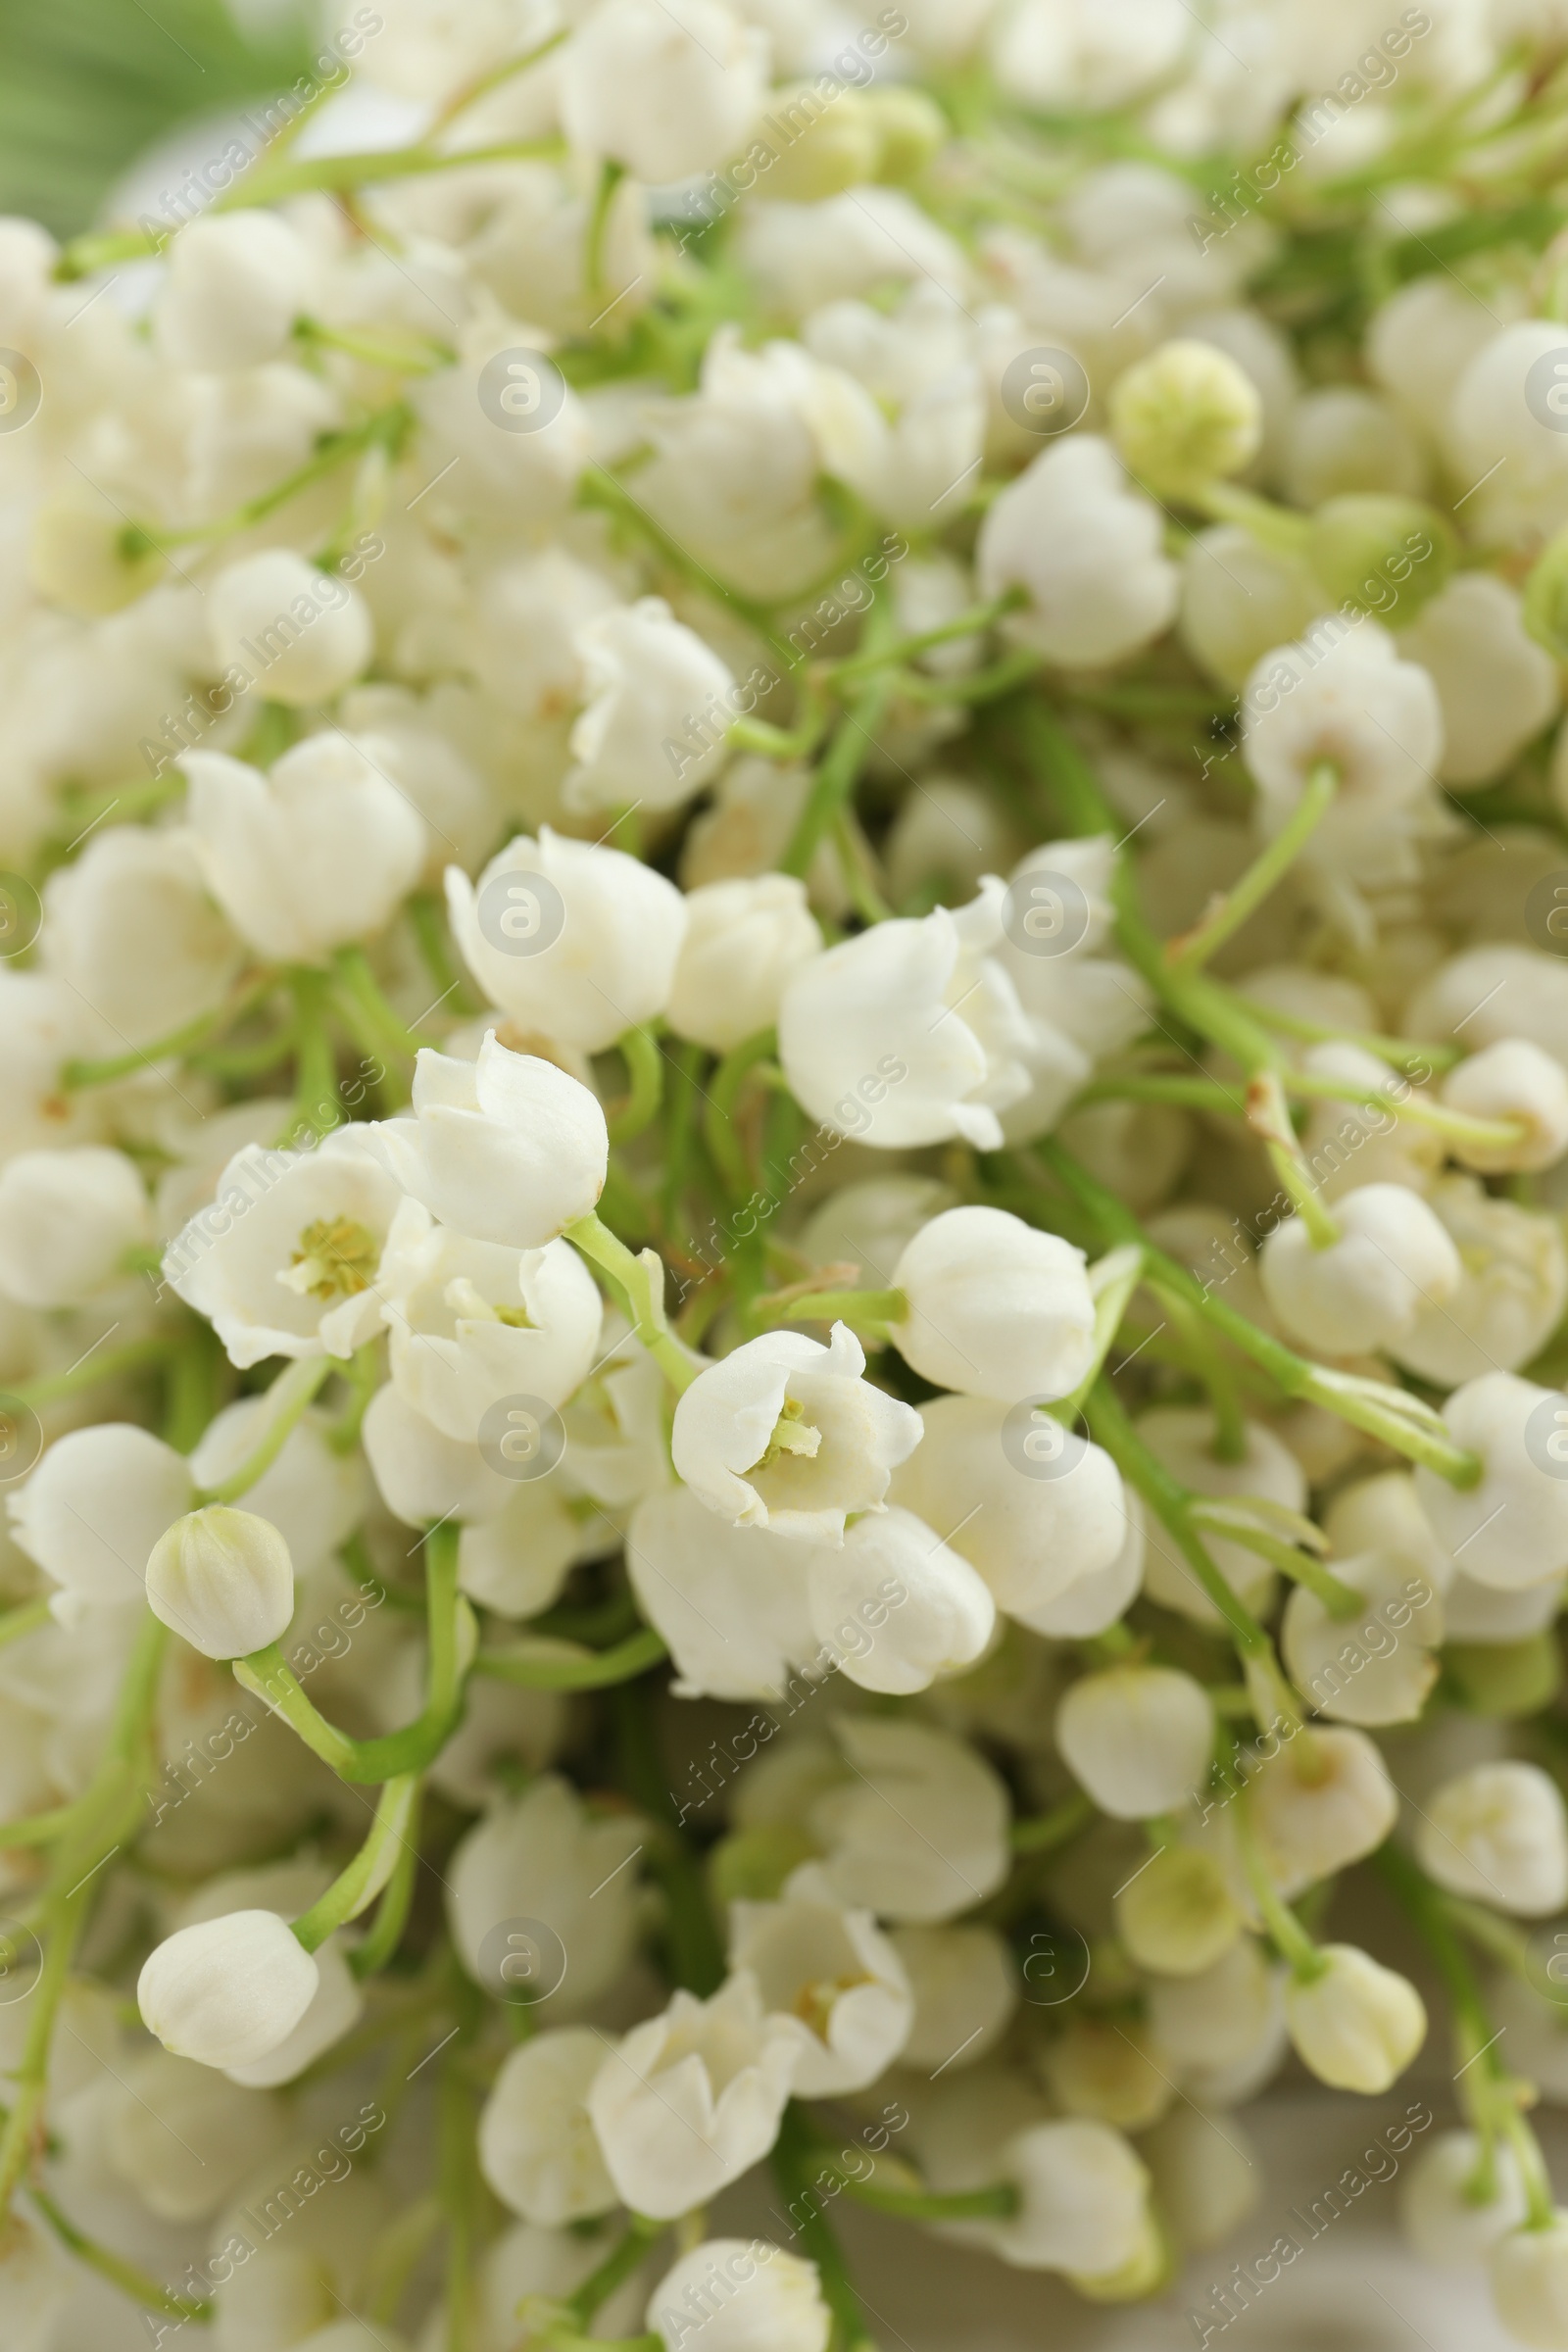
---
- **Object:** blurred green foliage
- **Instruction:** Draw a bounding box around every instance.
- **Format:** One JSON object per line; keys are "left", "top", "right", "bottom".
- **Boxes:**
{"left": 0, "top": 0, "right": 314, "bottom": 237}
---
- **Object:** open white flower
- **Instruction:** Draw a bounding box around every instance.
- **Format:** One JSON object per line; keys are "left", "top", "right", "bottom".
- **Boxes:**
{"left": 0, "top": 1144, "right": 151, "bottom": 1308}
{"left": 626, "top": 1483, "right": 817, "bottom": 1700}
{"left": 478, "top": 2028, "right": 619, "bottom": 2227}
{"left": 587, "top": 1971, "right": 801, "bottom": 2222}
{"left": 647, "top": 2240, "right": 831, "bottom": 2352}
{"left": 808, "top": 1716, "right": 1010, "bottom": 1921}
{"left": 977, "top": 434, "right": 1178, "bottom": 666}
{"left": 671, "top": 1322, "right": 922, "bottom": 1544}
{"left": 729, "top": 1866, "right": 913, "bottom": 2094}
{"left": 447, "top": 1775, "right": 644, "bottom": 2012}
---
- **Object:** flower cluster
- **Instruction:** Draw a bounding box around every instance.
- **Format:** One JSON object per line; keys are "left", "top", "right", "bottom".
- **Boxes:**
{"left": 7, "top": 3, "right": 1568, "bottom": 2348}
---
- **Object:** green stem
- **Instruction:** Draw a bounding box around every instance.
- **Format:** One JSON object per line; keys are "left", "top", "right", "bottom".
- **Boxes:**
{"left": 825, "top": 590, "right": 1023, "bottom": 686}
{"left": 838, "top": 2175, "right": 1018, "bottom": 2223}
{"left": 350, "top": 1788, "right": 424, "bottom": 1982}
{"left": 565, "top": 1212, "right": 700, "bottom": 1394}
{"left": 235, "top": 1523, "right": 464, "bottom": 1782}
{"left": 1188, "top": 1509, "right": 1364, "bottom": 1619}
{"left": 295, "top": 316, "right": 454, "bottom": 373}
{"left": 288, "top": 969, "right": 342, "bottom": 1140}
{"left": 1286, "top": 1067, "right": 1527, "bottom": 1157}
{"left": 772, "top": 2105, "right": 876, "bottom": 2352}
{"left": 293, "top": 1776, "right": 419, "bottom": 1954}
{"left": 750, "top": 1287, "right": 906, "bottom": 1334}
{"left": 1009, "top": 1790, "right": 1095, "bottom": 1854}
{"left": 567, "top": 2215, "right": 663, "bottom": 2324}
{"left": 1196, "top": 481, "right": 1313, "bottom": 559}
{"left": 217, "top": 136, "right": 566, "bottom": 212}
{"left": 1168, "top": 761, "right": 1338, "bottom": 974}
{"left": 608, "top": 1028, "right": 664, "bottom": 1146}
{"left": 1250, "top": 1068, "right": 1342, "bottom": 1249}
{"left": 472, "top": 1629, "right": 667, "bottom": 1690}
{"left": 1235, "top": 995, "right": 1462, "bottom": 1075}
{"left": 333, "top": 946, "right": 432, "bottom": 1059}
{"left": 28, "top": 2185, "right": 212, "bottom": 2321}
{"left": 1234, "top": 1789, "right": 1327, "bottom": 1979}
{"left": 408, "top": 890, "right": 477, "bottom": 1013}
{"left": 0, "top": 1597, "right": 52, "bottom": 1651}
{"left": 781, "top": 654, "right": 896, "bottom": 879}
{"left": 586, "top": 159, "right": 628, "bottom": 299}
{"left": 133, "top": 409, "right": 410, "bottom": 554}
{"left": 198, "top": 1356, "right": 335, "bottom": 1504}
{"left": 1077, "top": 1073, "right": 1246, "bottom": 1114}
{"left": 703, "top": 1029, "right": 777, "bottom": 1200}
{"left": 7, "top": 1336, "right": 176, "bottom": 1410}
{"left": 62, "top": 980, "right": 277, "bottom": 1087}
{"left": 1054, "top": 1244, "right": 1145, "bottom": 1422}
{"left": 0, "top": 1805, "right": 76, "bottom": 1849}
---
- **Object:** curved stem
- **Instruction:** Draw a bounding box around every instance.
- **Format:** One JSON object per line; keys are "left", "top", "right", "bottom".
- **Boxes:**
{"left": 1189, "top": 1507, "right": 1364, "bottom": 1619}
{"left": 293, "top": 1775, "right": 419, "bottom": 1953}
{"left": 703, "top": 1028, "right": 777, "bottom": 1200}
{"left": 198, "top": 1355, "right": 335, "bottom": 1505}
{"left": 0, "top": 1597, "right": 52, "bottom": 1651}
{"left": 566, "top": 2214, "right": 664, "bottom": 2325}
{"left": 825, "top": 589, "right": 1023, "bottom": 686}
{"left": 1236, "top": 994, "right": 1463, "bottom": 1075}
{"left": 1167, "top": 760, "right": 1337, "bottom": 975}
{"left": 333, "top": 946, "right": 432, "bottom": 1060}
{"left": 585, "top": 159, "right": 627, "bottom": 299}
{"left": 1248, "top": 1068, "right": 1341, "bottom": 1249}
{"left": 62, "top": 978, "right": 277, "bottom": 1088}
{"left": 217, "top": 135, "right": 566, "bottom": 212}
{"left": 565, "top": 1212, "right": 701, "bottom": 1395}
{"left": 8, "top": 1337, "right": 177, "bottom": 1411}
{"left": 351, "top": 1789, "right": 424, "bottom": 1981}
{"left": 28, "top": 2185, "right": 212, "bottom": 2321}
{"left": 781, "top": 648, "right": 897, "bottom": 879}
{"left": 608, "top": 1027, "right": 664, "bottom": 1147}
{"left": 1010, "top": 1790, "right": 1095, "bottom": 1854}
{"left": 1235, "top": 1788, "right": 1327, "bottom": 1979}
{"left": 472, "top": 1628, "right": 666, "bottom": 1690}
{"left": 750, "top": 1286, "right": 906, "bottom": 1334}
{"left": 1054, "top": 1244, "right": 1145, "bottom": 1422}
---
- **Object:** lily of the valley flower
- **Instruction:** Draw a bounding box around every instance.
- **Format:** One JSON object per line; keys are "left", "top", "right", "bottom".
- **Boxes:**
{"left": 729, "top": 1865, "right": 913, "bottom": 2095}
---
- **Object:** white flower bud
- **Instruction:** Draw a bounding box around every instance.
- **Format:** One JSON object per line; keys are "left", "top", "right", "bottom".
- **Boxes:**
{"left": 671, "top": 1321, "right": 922, "bottom": 1544}
{"left": 665, "top": 876, "right": 822, "bottom": 1054}
{"left": 1259, "top": 1183, "right": 1461, "bottom": 1357}
{"left": 1389, "top": 1177, "right": 1567, "bottom": 1387}
{"left": 1179, "top": 524, "right": 1322, "bottom": 691}
{"left": 0, "top": 1145, "right": 151, "bottom": 1308}
{"left": 1248, "top": 1726, "right": 1398, "bottom": 1897}
{"left": 566, "top": 599, "right": 736, "bottom": 813}
{"left": 1282, "top": 1549, "right": 1445, "bottom": 1728}
{"left": 188, "top": 1396, "right": 367, "bottom": 1582}
{"left": 1415, "top": 1373, "right": 1568, "bottom": 1591}
{"left": 806, "top": 1505, "right": 995, "bottom": 1694}
{"left": 153, "top": 212, "right": 314, "bottom": 370}
{"left": 1142, "top": 2104, "right": 1260, "bottom": 2252}
{"left": 992, "top": 2120, "right": 1152, "bottom": 2278}
{"left": 1056, "top": 1665, "right": 1213, "bottom": 1820}
{"left": 887, "top": 1924, "right": 1017, "bottom": 2072}
{"left": 448, "top": 830, "right": 688, "bottom": 1054}
{"left": 977, "top": 435, "right": 1178, "bottom": 667}
{"left": 40, "top": 824, "right": 244, "bottom": 1054}
{"left": 1400, "top": 2130, "right": 1526, "bottom": 2268}
{"left": 647, "top": 2240, "right": 831, "bottom": 2352}
{"left": 478, "top": 2028, "right": 618, "bottom": 2227}
{"left": 1115, "top": 1845, "right": 1243, "bottom": 1976}
{"left": 207, "top": 551, "right": 373, "bottom": 709}
{"left": 891, "top": 1394, "right": 1129, "bottom": 1626}
{"left": 182, "top": 738, "right": 423, "bottom": 962}
{"left": 1109, "top": 339, "right": 1262, "bottom": 500}
{"left": 1492, "top": 2215, "right": 1568, "bottom": 2345}
{"left": 888, "top": 1207, "right": 1096, "bottom": 1403}
{"left": 1442, "top": 1041, "right": 1568, "bottom": 1175}
{"left": 1039, "top": 2014, "right": 1172, "bottom": 2132}
{"left": 1242, "top": 617, "right": 1445, "bottom": 839}
{"left": 224, "top": 1933, "right": 363, "bottom": 2088}
{"left": 1397, "top": 573, "right": 1558, "bottom": 786}
{"left": 448, "top": 1775, "right": 645, "bottom": 2011}
{"left": 9, "top": 1424, "right": 192, "bottom": 1615}
{"left": 730, "top": 1868, "right": 912, "bottom": 2094}
{"left": 1416, "top": 1762, "right": 1568, "bottom": 1917}
{"left": 138, "top": 1910, "right": 318, "bottom": 2072}
{"left": 561, "top": 0, "right": 770, "bottom": 186}
{"left": 1285, "top": 1944, "right": 1426, "bottom": 2093}
{"left": 362, "top": 1034, "right": 609, "bottom": 1254}
{"left": 145, "top": 1506, "right": 295, "bottom": 1662}
{"left": 588, "top": 1972, "right": 801, "bottom": 2222}
{"left": 1146, "top": 1936, "right": 1284, "bottom": 2078}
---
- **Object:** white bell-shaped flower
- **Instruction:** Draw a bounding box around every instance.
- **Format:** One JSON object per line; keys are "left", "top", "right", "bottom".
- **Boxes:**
{"left": 378, "top": 1198, "right": 602, "bottom": 1441}
{"left": 478, "top": 2027, "right": 619, "bottom": 2227}
{"left": 206, "top": 551, "right": 374, "bottom": 709}
{"left": 1281, "top": 1548, "right": 1445, "bottom": 1728}
{"left": 565, "top": 598, "right": 736, "bottom": 813}
{"left": 40, "top": 823, "right": 244, "bottom": 1053}
{"left": 188, "top": 1397, "right": 367, "bottom": 1581}
{"left": 889, "top": 1923, "right": 1018, "bottom": 2073}
{"left": 888, "top": 1206, "right": 1096, "bottom": 1403}
{"left": 587, "top": 1970, "right": 802, "bottom": 2221}
{"left": 776, "top": 885, "right": 1040, "bottom": 1152}
{"left": 1285, "top": 1945, "right": 1426, "bottom": 2093}
{"left": 145, "top": 1506, "right": 295, "bottom": 1662}
{"left": 992, "top": 2120, "right": 1153, "bottom": 2279}
{"left": 1415, "top": 1372, "right": 1568, "bottom": 1591}
{"left": 647, "top": 2240, "right": 831, "bottom": 2352}
{"left": 808, "top": 1716, "right": 1010, "bottom": 1921}
{"left": 560, "top": 0, "right": 771, "bottom": 185}
{"left": 1116, "top": 1844, "right": 1243, "bottom": 1977}
{"left": 153, "top": 211, "right": 314, "bottom": 370}
{"left": 977, "top": 434, "right": 1178, "bottom": 666}
{"left": 138, "top": 1910, "right": 318, "bottom": 2072}
{"left": 671, "top": 1321, "right": 923, "bottom": 1544}
{"left": 1388, "top": 1176, "right": 1568, "bottom": 1387}
{"left": 1247, "top": 1727, "right": 1398, "bottom": 1898}
{"left": 665, "top": 875, "right": 823, "bottom": 1054}
{"left": 0, "top": 1145, "right": 152, "bottom": 1309}
{"left": 1399, "top": 2130, "right": 1527, "bottom": 2269}
{"left": 805, "top": 1505, "right": 995, "bottom": 1694}
{"left": 447, "top": 1774, "right": 644, "bottom": 2012}
{"left": 362, "top": 1034, "right": 609, "bottom": 1253}
{"left": 1055, "top": 1664, "right": 1214, "bottom": 1820}
{"left": 182, "top": 736, "right": 423, "bottom": 962}
{"left": 1416, "top": 1762, "right": 1568, "bottom": 1918}
{"left": 1259, "top": 1183, "right": 1462, "bottom": 1357}
{"left": 1397, "top": 573, "right": 1559, "bottom": 786}
{"left": 164, "top": 1128, "right": 405, "bottom": 1369}
{"left": 891, "top": 1393, "right": 1128, "bottom": 1626}
{"left": 1242, "top": 616, "right": 1445, "bottom": 845}
{"left": 626, "top": 1484, "right": 817, "bottom": 1700}
{"left": 1145, "top": 1936, "right": 1285, "bottom": 2082}
{"left": 448, "top": 830, "right": 688, "bottom": 1054}
{"left": 730, "top": 1865, "right": 913, "bottom": 2095}
{"left": 224, "top": 1933, "right": 363, "bottom": 2088}
{"left": 1442, "top": 1040, "right": 1568, "bottom": 1175}
{"left": 1491, "top": 2216, "right": 1568, "bottom": 2344}
{"left": 9, "top": 1423, "right": 192, "bottom": 1616}
{"left": 362, "top": 1382, "right": 514, "bottom": 1529}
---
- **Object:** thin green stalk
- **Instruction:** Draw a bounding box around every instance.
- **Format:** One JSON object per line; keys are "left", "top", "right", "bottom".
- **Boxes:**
{"left": 702, "top": 1029, "right": 778, "bottom": 1199}
{"left": 1010, "top": 1790, "right": 1095, "bottom": 1854}
{"left": 608, "top": 1028, "right": 665, "bottom": 1146}
{"left": 1234, "top": 994, "right": 1462, "bottom": 1075}
{"left": 781, "top": 660, "right": 896, "bottom": 879}
{"left": 293, "top": 1776, "right": 419, "bottom": 1953}
{"left": 351, "top": 1789, "right": 424, "bottom": 1981}
{"left": 0, "top": 1598, "right": 52, "bottom": 1650}
{"left": 1167, "top": 760, "right": 1338, "bottom": 974}
{"left": 772, "top": 2105, "right": 876, "bottom": 2352}
{"left": 1287, "top": 1067, "right": 1527, "bottom": 1157}
{"left": 333, "top": 947, "right": 432, "bottom": 1059}
{"left": 1249, "top": 1068, "right": 1342, "bottom": 1249}
{"left": 1076, "top": 1073, "right": 1247, "bottom": 1114}
{"left": 566, "top": 2215, "right": 663, "bottom": 2324}
{"left": 198, "top": 1356, "right": 335, "bottom": 1504}
{"left": 295, "top": 317, "right": 454, "bottom": 372}
{"left": 218, "top": 135, "right": 567, "bottom": 211}
{"left": 749, "top": 1287, "right": 906, "bottom": 1334}
{"left": 1054, "top": 1244, "right": 1145, "bottom": 1422}
{"left": 1189, "top": 1508, "right": 1364, "bottom": 1619}
{"left": 288, "top": 969, "right": 342, "bottom": 1140}
{"left": 586, "top": 159, "right": 628, "bottom": 298}
{"left": 565, "top": 1212, "right": 701, "bottom": 1394}
{"left": 407, "top": 890, "right": 477, "bottom": 1012}
{"left": 8, "top": 1336, "right": 176, "bottom": 1410}
{"left": 28, "top": 2185, "right": 212, "bottom": 2322}
{"left": 824, "top": 589, "right": 1023, "bottom": 686}
{"left": 62, "top": 979, "right": 276, "bottom": 1088}
{"left": 473, "top": 1628, "right": 667, "bottom": 1690}
{"left": 1234, "top": 1789, "right": 1327, "bottom": 1980}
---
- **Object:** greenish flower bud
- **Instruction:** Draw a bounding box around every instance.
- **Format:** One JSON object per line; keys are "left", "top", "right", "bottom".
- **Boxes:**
{"left": 1523, "top": 522, "right": 1568, "bottom": 662}
{"left": 865, "top": 86, "right": 948, "bottom": 183}
{"left": 754, "top": 87, "right": 881, "bottom": 202}
{"left": 1445, "top": 1633, "right": 1562, "bottom": 1718}
{"left": 1306, "top": 494, "right": 1456, "bottom": 626}
{"left": 1108, "top": 340, "right": 1263, "bottom": 502}
{"left": 707, "top": 1821, "right": 818, "bottom": 1905}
